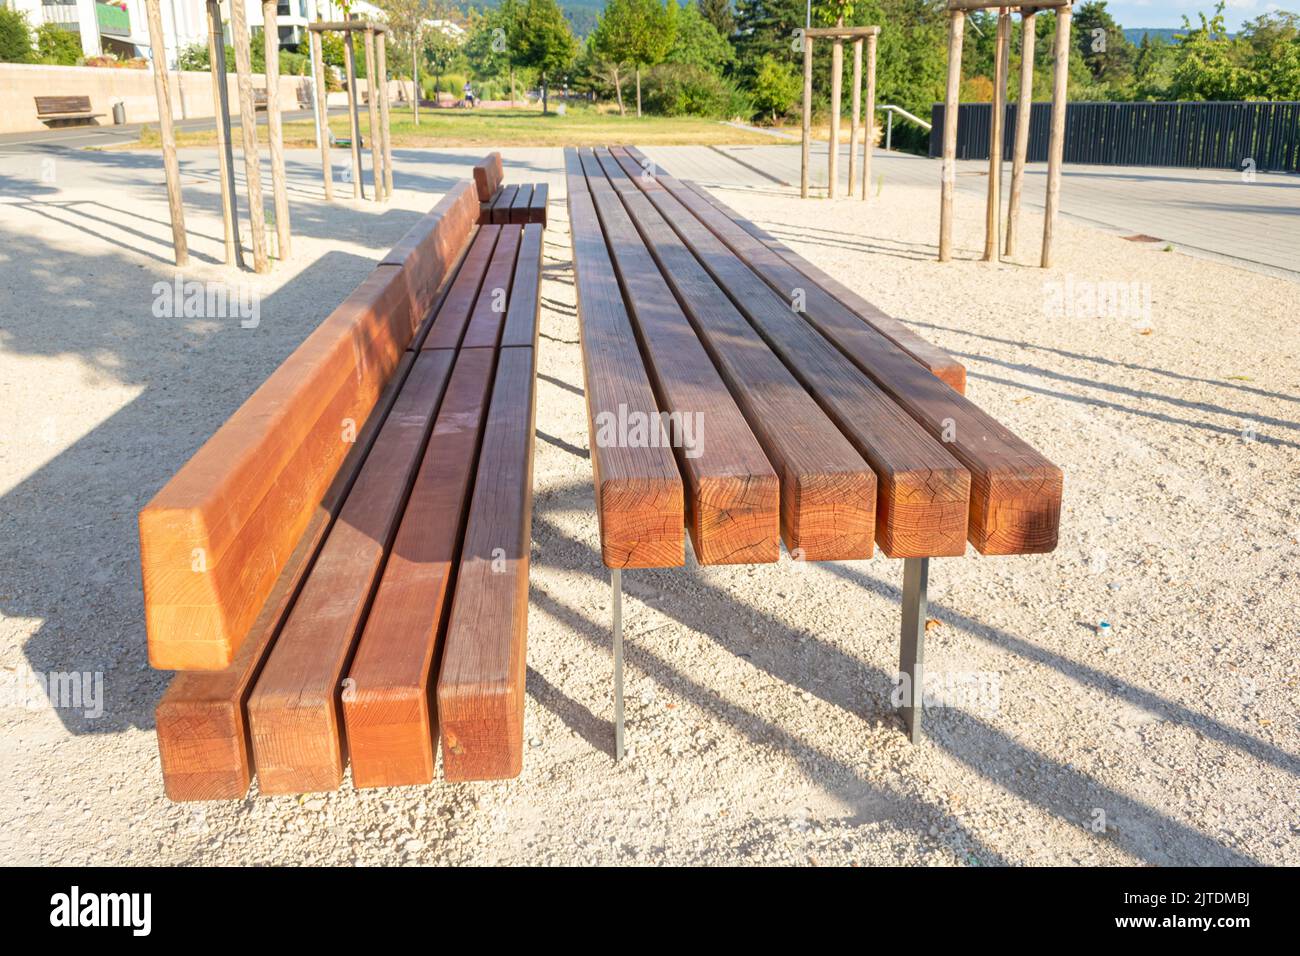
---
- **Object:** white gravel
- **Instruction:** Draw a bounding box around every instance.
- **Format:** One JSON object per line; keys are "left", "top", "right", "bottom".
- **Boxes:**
{"left": 0, "top": 145, "right": 1296, "bottom": 866}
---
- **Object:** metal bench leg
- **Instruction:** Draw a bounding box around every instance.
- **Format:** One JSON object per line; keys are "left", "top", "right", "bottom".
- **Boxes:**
{"left": 898, "top": 557, "right": 929, "bottom": 744}
{"left": 611, "top": 567, "right": 625, "bottom": 762}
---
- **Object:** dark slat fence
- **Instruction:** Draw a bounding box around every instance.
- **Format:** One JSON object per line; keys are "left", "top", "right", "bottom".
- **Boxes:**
{"left": 929, "top": 101, "right": 1300, "bottom": 172}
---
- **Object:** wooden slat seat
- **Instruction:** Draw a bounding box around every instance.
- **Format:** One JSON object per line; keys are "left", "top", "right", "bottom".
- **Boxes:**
{"left": 526, "top": 183, "right": 549, "bottom": 226}
{"left": 420, "top": 226, "right": 501, "bottom": 350}
{"left": 473, "top": 151, "right": 548, "bottom": 226}
{"left": 627, "top": 152, "right": 1063, "bottom": 556}
{"left": 565, "top": 151, "right": 685, "bottom": 569}
{"left": 490, "top": 185, "right": 520, "bottom": 225}
{"left": 35, "top": 95, "right": 104, "bottom": 122}
{"left": 577, "top": 148, "right": 779, "bottom": 565}
{"left": 461, "top": 225, "right": 522, "bottom": 349}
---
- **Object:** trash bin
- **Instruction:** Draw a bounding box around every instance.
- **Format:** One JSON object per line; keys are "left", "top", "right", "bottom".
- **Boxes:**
{"left": 112, "top": 102, "right": 126, "bottom": 125}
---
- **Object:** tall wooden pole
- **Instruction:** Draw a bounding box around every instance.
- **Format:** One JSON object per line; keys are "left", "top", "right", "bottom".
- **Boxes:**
{"left": 229, "top": 0, "right": 268, "bottom": 273}
{"left": 411, "top": 29, "right": 420, "bottom": 126}
{"left": 144, "top": 0, "right": 187, "bottom": 266}
{"left": 263, "top": 1, "right": 291, "bottom": 258}
{"left": 363, "top": 26, "right": 382, "bottom": 202}
{"left": 343, "top": 30, "right": 363, "bottom": 199}
{"left": 862, "top": 31, "right": 877, "bottom": 202}
{"left": 1006, "top": 10, "right": 1036, "bottom": 258}
{"left": 376, "top": 30, "right": 394, "bottom": 199}
{"left": 1041, "top": 5, "right": 1072, "bottom": 268}
{"left": 938, "top": 11, "right": 965, "bottom": 261}
{"left": 309, "top": 28, "right": 333, "bottom": 201}
{"left": 983, "top": 9, "right": 1011, "bottom": 262}
{"left": 207, "top": 0, "right": 239, "bottom": 266}
{"left": 800, "top": 32, "right": 813, "bottom": 199}
{"left": 848, "top": 38, "right": 862, "bottom": 197}
{"left": 828, "top": 37, "right": 843, "bottom": 198}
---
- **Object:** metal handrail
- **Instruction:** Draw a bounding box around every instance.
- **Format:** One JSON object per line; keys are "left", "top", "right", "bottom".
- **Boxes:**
{"left": 877, "top": 104, "right": 932, "bottom": 150}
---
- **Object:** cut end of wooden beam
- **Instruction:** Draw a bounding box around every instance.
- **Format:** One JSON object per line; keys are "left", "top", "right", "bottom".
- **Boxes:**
{"left": 247, "top": 693, "right": 345, "bottom": 795}
{"left": 692, "top": 472, "right": 781, "bottom": 565}
{"left": 342, "top": 685, "right": 436, "bottom": 789}
{"left": 437, "top": 681, "right": 523, "bottom": 782}
{"left": 970, "top": 463, "right": 1064, "bottom": 555}
{"left": 155, "top": 697, "right": 250, "bottom": 802}
{"left": 597, "top": 475, "right": 686, "bottom": 569}
{"left": 784, "top": 467, "right": 877, "bottom": 562}
{"left": 877, "top": 467, "right": 972, "bottom": 559}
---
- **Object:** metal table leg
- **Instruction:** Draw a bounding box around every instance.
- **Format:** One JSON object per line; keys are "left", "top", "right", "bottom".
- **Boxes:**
{"left": 612, "top": 567, "right": 624, "bottom": 761}
{"left": 898, "top": 557, "right": 929, "bottom": 744}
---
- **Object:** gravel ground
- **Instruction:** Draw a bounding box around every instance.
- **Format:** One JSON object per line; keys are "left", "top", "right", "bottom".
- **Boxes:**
{"left": 0, "top": 145, "right": 1296, "bottom": 866}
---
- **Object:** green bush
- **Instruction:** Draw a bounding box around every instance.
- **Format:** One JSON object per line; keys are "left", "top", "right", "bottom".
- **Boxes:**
{"left": 748, "top": 54, "right": 801, "bottom": 124}
{"left": 0, "top": 7, "right": 34, "bottom": 63}
{"left": 643, "top": 62, "right": 740, "bottom": 117}
{"left": 36, "top": 24, "right": 81, "bottom": 65}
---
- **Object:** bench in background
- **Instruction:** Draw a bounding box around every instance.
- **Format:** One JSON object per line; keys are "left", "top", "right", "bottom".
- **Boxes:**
{"left": 474, "top": 151, "right": 549, "bottom": 226}
{"left": 35, "top": 96, "right": 105, "bottom": 126}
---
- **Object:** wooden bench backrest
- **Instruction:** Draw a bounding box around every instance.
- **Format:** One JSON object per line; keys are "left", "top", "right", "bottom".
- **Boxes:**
{"left": 381, "top": 181, "right": 479, "bottom": 326}
{"left": 142, "top": 185, "right": 478, "bottom": 671}
{"left": 35, "top": 95, "right": 93, "bottom": 114}
{"left": 473, "top": 152, "right": 504, "bottom": 202}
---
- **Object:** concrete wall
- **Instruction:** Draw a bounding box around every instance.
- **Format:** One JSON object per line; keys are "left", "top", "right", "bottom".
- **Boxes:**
{"left": 1, "top": 63, "right": 405, "bottom": 135}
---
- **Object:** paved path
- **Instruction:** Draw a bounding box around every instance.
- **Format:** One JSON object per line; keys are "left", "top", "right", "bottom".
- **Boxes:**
{"left": 0, "top": 109, "right": 330, "bottom": 153}
{"left": 691, "top": 142, "right": 1300, "bottom": 279}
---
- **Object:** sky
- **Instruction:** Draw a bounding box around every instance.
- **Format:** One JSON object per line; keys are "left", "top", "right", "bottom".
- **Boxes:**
{"left": 1102, "top": 0, "right": 1295, "bottom": 30}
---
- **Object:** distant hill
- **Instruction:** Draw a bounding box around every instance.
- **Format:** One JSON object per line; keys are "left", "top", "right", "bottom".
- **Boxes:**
{"left": 462, "top": 0, "right": 602, "bottom": 37}
{"left": 1123, "top": 27, "right": 1181, "bottom": 46}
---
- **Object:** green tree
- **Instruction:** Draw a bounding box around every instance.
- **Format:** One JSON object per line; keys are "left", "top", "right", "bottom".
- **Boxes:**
{"left": 380, "top": 0, "right": 438, "bottom": 122}
{"left": 1239, "top": 11, "right": 1300, "bottom": 99}
{"left": 36, "top": 24, "right": 81, "bottom": 65}
{"left": 514, "top": 0, "right": 577, "bottom": 113}
{"left": 1074, "top": 1, "right": 1136, "bottom": 92}
{"left": 733, "top": 0, "right": 804, "bottom": 79}
{"left": 698, "top": 0, "right": 735, "bottom": 37}
{"left": 665, "top": 2, "right": 734, "bottom": 73}
{"left": 1167, "top": 6, "right": 1252, "bottom": 101}
{"left": 749, "top": 52, "right": 800, "bottom": 122}
{"left": 0, "top": 6, "right": 34, "bottom": 63}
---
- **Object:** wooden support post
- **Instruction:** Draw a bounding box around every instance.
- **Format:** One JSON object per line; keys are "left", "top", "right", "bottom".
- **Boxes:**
{"left": 862, "top": 31, "right": 877, "bottom": 202}
{"left": 229, "top": 0, "right": 267, "bottom": 273}
{"left": 343, "top": 30, "right": 363, "bottom": 199}
{"left": 309, "top": 28, "right": 333, "bottom": 201}
{"left": 1041, "top": 4, "right": 1072, "bottom": 268}
{"left": 983, "top": 9, "right": 1010, "bottom": 262}
{"left": 801, "top": 31, "right": 813, "bottom": 199}
{"left": 411, "top": 29, "right": 420, "bottom": 125}
{"left": 1006, "top": 10, "right": 1036, "bottom": 258}
{"left": 363, "top": 27, "right": 382, "bottom": 202}
{"left": 206, "top": 0, "right": 240, "bottom": 266}
{"left": 828, "top": 38, "right": 843, "bottom": 199}
{"left": 938, "top": 11, "right": 965, "bottom": 261}
{"left": 848, "top": 38, "right": 862, "bottom": 197}
{"left": 376, "top": 30, "right": 394, "bottom": 199}
{"left": 144, "top": 0, "right": 187, "bottom": 266}
{"left": 263, "top": 1, "right": 290, "bottom": 259}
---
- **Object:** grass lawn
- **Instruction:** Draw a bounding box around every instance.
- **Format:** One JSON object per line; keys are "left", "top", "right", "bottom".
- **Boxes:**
{"left": 130, "top": 105, "right": 779, "bottom": 150}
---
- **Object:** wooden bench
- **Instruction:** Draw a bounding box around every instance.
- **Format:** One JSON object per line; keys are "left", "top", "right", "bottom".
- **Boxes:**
{"left": 149, "top": 169, "right": 543, "bottom": 799}
{"left": 567, "top": 146, "right": 1063, "bottom": 753}
{"left": 34, "top": 96, "right": 105, "bottom": 125}
{"left": 474, "top": 151, "right": 550, "bottom": 226}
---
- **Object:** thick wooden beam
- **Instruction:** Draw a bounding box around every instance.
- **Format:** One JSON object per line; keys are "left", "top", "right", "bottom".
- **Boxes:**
{"left": 380, "top": 180, "right": 480, "bottom": 328}
{"left": 461, "top": 225, "right": 522, "bottom": 350}
{"left": 800, "top": 32, "right": 813, "bottom": 199}
{"left": 1042, "top": 5, "right": 1072, "bottom": 268}
{"left": 421, "top": 226, "right": 501, "bottom": 350}
{"left": 806, "top": 25, "right": 881, "bottom": 37}
{"left": 564, "top": 147, "right": 684, "bottom": 568}
{"left": 1006, "top": 10, "right": 1036, "bottom": 257}
{"left": 939, "top": 10, "right": 965, "bottom": 261}
{"left": 848, "top": 39, "right": 862, "bottom": 197}
{"left": 501, "top": 224, "right": 543, "bottom": 349}
{"left": 228, "top": 0, "right": 267, "bottom": 272}
{"left": 143, "top": 0, "right": 186, "bottom": 266}
{"left": 262, "top": 1, "right": 291, "bottom": 258}
{"left": 597, "top": 150, "right": 875, "bottom": 560}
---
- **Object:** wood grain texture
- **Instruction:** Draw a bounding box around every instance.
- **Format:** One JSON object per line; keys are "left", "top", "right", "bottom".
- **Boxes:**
{"left": 579, "top": 149, "right": 779, "bottom": 565}
{"left": 527, "top": 183, "right": 549, "bottom": 226}
{"left": 437, "top": 346, "right": 536, "bottom": 781}
{"left": 247, "top": 351, "right": 454, "bottom": 794}
{"left": 490, "top": 185, "right": 519, "bottom": 225}
{"left": 594, "top": 150, "right": 875, "bottom": 561}
{"left": 501, "top": 224, "right": 543, "bottom": 350}
{"left": 627, "top": 151, "right": 1061, "bottom": 555}
{"left": 421, "top": 226, "right": 500, "bottom": 351}
{"left": 509, "top": 184, "right": 534, "bottom": 224}
{"left": 381, "top": 181, "right": 479, "bottom": 330}
{"left": 343, "top": 349, "right": 495, "bottom": 789}
{"left": 565, "top": 148, "right": 685, "bottom": 569}
{"left": 681, "top": 179, "right": 967, "bottom": 394}
{"left": 407, "top": 225, "right": 479, "bottom": 352}
{"left": 141, "top": 263, "right": 413, "bottom": 670}
{"left": 155, "top": 351, "right": 417, "bottom": 801}
{"left": 473, "top": 151, "right": 503, "bottom": 203}
{"left": 461, "top": 225, "right": 522, "bottom": 350}
{"left": 610, "top": 149, "right": 969, "bottom": 558}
